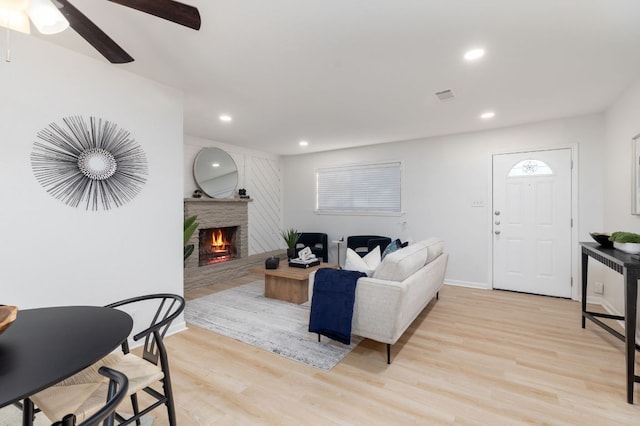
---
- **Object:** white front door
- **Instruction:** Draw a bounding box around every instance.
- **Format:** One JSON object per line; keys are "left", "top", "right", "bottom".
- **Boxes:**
{"left": 492, "top": 149, "right": 572, "bottom": 297}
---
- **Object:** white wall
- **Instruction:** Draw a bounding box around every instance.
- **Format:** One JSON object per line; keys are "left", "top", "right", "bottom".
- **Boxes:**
{"left": 0, "top": 34, "right": 184, "bottom": 330}
{"left": 603, "top": 76, "right": 640, "bottom": 340}
{"left": 184, "top": 136, "right": 283, "bottom": 255}
{"left": 282, "top": 114, "right": 604, "bottom": 293}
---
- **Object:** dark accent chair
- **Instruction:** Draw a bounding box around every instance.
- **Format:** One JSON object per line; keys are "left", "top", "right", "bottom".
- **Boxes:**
{"left": 295, "top": 232, "right": 328, "bottom": 262}
{"left": 347, "top": 235, "right": 392, "bottom": 257}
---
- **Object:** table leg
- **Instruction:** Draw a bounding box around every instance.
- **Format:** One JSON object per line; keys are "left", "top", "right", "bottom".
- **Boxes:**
{"left": 22, "top": 398, "right": 34, "bottom": 426}
{"left": 624, "top": 269, "right": 638, "bottom": 404}
{"left": 581, "top": 251, "right": 588, "bottom": 328}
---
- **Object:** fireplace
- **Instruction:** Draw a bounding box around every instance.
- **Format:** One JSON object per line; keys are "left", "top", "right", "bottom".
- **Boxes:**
{"left": 198, "top": 226, "right": 238, "bottom": 266}
{"left": 184, "top": 198, "right": 252, "bottom": 290}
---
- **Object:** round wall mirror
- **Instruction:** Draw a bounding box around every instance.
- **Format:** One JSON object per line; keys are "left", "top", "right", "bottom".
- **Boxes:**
{"left": 193, "top": 148, "right": 238, "bottom": 198}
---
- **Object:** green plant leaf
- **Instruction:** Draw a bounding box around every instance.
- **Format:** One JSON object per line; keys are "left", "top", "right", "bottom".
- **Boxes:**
{"left": 184, "top": 215, "right": 199, "bottom": 246}
{"left": 184, "top": 215, "right": 198, "bottom": 231}
{"left": 609, "top": 231, "right": 640, "bottom": 243}
{"left": 184, "top": 244, "right": 194, "bottom": 261}
{"left": 280, "top": 228, "right": 299, "bottom": 248}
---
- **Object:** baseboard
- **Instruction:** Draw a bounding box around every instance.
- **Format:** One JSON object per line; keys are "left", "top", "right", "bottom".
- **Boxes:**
{"left": 599, "top": 298, "right": 620, "bottom": 317}
{"left": 444, "top": 280, "right": 490, "bottom": 290}
{"left": 586, "top": 295, "right": 604, "bottom": 305}
{"left": 584, "top": 297, "right": 640, "bottom": 342}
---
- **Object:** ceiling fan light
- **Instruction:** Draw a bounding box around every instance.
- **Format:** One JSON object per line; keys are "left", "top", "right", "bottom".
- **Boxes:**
{"left": 0, "top": 8, "right": 30, "bottom": 34}
{"left": 0, "top": 0, "right": 28, "bottom": 11}
{"left": 28, "top": 0, "right": 68, "bottom": 34}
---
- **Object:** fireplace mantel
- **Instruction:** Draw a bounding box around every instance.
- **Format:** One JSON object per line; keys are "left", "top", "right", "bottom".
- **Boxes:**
{"left": 183, "top": 198, "right": 253, "bottom": 203}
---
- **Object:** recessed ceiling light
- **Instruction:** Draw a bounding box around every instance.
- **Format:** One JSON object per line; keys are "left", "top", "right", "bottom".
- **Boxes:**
{"left": 219, "top": 114, "right": 232, "bottom": 122}
{"left": 480, "top": 111, "right": 495, "bottom": 119}
{"left": 464, "top": 48, "right": 485, "bottom": 61}
{"left": 212, "top": 163, "right": 220, "bottom": 167}
{"left": 299, "top": 140, "right": 309, "bottom": 147}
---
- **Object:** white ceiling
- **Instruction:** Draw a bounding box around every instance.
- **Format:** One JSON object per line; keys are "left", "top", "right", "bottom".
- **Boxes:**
{"left": 31, "top": 0, "right": 640, "bottom": 155}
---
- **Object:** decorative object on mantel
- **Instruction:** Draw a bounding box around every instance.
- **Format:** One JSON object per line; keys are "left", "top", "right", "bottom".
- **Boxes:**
{"left": 0, "top": 305, "right": 18, "bottom": 335}
{"left": 31, "top": 116, "right": 148, "bottom": 211}
{"left": 192, "top": 189, "right": 202, "bottom": 198}
{"left": 280, "top": 228, "right": 299, "bottom": 259}
{"left": 589, "top": 232, "right": 613, "bottom": 248}
{"left": 238, "top": 188, "right": 250, "bottom": 199}
{"left": 610, "top": 231, "right": 640, "bottom": 254}
{"left": 184, "top": 215, "right": 199, "bottom": 261}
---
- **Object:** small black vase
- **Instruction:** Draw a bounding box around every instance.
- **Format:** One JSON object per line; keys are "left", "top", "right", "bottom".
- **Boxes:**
{"left": 287, "top": 248, "right": 296, "bottom": 259}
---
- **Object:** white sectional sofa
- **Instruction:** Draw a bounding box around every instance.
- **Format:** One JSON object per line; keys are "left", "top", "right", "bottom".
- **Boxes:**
{"left": 309, "top": 238, "right": 448, "bottom": 363}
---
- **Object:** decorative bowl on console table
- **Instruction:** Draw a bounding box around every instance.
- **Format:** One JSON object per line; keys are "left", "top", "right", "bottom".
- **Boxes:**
{"left": 609, "top": 231, "right": 640, "bottom": 254}
{"left": 613, "top": 242, "right": 640, "bottom": 254}
{"left": 589, "top": 232, "right": 613, "bottom": 248}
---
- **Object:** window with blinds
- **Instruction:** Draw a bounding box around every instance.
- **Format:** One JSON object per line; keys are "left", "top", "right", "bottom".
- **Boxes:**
{"left": 315, "top": 162, "right": 402, "bottom": 214}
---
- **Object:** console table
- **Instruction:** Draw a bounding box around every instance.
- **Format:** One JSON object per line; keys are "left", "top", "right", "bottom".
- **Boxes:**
{"left": 580, "top": 242, "right": 640, "bottom": 403}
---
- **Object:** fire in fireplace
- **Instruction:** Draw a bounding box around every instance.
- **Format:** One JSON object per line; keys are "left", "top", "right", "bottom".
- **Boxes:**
{"left": 198, "top": 226, "right": 238, "bottom": 266}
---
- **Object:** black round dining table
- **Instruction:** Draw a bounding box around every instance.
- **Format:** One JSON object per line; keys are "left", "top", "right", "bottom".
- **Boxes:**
{"left": 0, "top": 306, "right": 133, "bottom": 425}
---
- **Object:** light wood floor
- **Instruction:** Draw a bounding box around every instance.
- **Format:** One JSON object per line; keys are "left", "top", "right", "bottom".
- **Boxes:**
{"left": 150, "top": 275, "right": 640, "bottom": 425}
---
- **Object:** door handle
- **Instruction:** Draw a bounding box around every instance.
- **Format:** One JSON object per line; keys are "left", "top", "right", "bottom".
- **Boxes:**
{"left": 494, "top": 211, "right": 500, "bottom": 216}
{"left": 495, "top": 220, "right": 500, "bottom": 225}
{"left": 495, "top": 230, "right": 501, "bottom": 235}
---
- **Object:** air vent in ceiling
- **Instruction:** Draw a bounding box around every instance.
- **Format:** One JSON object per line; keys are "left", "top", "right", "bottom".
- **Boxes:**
{"left": 435, "top": 89, "right": 455, "bottom": 102}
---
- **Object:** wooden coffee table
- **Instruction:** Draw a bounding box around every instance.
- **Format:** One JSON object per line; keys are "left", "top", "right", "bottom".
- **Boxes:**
{"left": 250, "top": 263, "right": 339, "bottom": 304}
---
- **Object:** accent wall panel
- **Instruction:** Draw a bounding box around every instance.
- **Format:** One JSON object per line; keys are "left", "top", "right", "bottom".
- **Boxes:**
{"left": 247, "top": 155, "right": 282, "bottom": 255}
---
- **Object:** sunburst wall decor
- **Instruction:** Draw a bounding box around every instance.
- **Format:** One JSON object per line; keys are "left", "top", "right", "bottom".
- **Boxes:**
{"left": 31, "top": 116, "right": 148, "bottom": 211}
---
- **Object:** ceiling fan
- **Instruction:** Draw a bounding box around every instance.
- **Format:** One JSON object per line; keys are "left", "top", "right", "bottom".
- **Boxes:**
{"left": 1, "top": 0, "right": 201, "bottom": 63}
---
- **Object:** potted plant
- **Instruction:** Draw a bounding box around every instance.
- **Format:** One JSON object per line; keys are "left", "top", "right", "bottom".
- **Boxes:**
{"left": 609, "top": 231, "right": 640, "bottom": 254}
{"left": 280, "top": 228, "right": 299, "bottom": 259}
{"left": 184, "top": 215, "right": 199, "bottom": 261}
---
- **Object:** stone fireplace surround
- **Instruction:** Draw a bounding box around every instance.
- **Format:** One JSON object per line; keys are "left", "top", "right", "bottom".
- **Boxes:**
{"left": 184, "top": 198, "right": 283, "bottom": 290}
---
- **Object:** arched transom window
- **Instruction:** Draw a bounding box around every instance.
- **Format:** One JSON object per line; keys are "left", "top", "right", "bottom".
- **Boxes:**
{"left": 507, "top": 159, "right": 553, "bottom": 177}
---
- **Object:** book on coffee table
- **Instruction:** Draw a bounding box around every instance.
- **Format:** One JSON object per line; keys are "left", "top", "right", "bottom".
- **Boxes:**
{"left": 288, "top": 258, "right": 321, "bottom": 268}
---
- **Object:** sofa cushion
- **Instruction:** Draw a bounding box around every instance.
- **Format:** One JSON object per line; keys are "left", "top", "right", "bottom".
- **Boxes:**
{"left": 420, "top": 238, "right": 444, "bottom": 264}
{"left": 345, "top": 246, "right": 381, "bottom": 276}
{"left": 372, "top": 242, "right": 429, "bottom": 282}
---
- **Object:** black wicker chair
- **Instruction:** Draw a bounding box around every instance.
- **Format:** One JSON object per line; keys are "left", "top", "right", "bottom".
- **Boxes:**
{"left": 52, "top": 367, "right": 128, "bottom": 426}
{"left": 106, "top": 294, "right": 184, "bottom": 426}
{"left": 32, "top": 294, "right": 184, "bottom": 426}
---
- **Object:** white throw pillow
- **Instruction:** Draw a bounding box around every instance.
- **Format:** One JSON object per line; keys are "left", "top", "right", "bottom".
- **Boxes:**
{"left": 344, "top": 246, "right": 381, "bottom": 276}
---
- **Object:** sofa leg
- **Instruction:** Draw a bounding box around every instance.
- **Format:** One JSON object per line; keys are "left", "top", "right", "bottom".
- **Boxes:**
{"left": 387, "top": 344, "right": 391, "bottom": 364}
{"left": 317, "top": 333, "right": 321, "bottom": 342}
{"left": 436, "top": 291, "right": 439, "bottom": 300}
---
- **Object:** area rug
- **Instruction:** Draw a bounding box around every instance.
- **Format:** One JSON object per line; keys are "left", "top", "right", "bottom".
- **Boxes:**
{"left": 0, "top": 406, "right": 153, "bottom": 426}
{"left": 184, "top": 281, "right": 362, "bottom": 370}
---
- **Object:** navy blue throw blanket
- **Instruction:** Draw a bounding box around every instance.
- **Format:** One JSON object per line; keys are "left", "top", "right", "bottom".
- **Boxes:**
{"left": 309, "top": 268, "right": 366, "bottom": 345}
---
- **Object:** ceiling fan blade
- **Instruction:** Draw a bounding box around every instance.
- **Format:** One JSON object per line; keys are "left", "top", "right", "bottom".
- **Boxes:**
{"left": 54, "top": 0, "right": 134, "bottom": 64}
{"left": 108, "top": 0, "right": 201, "bottom": 30}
